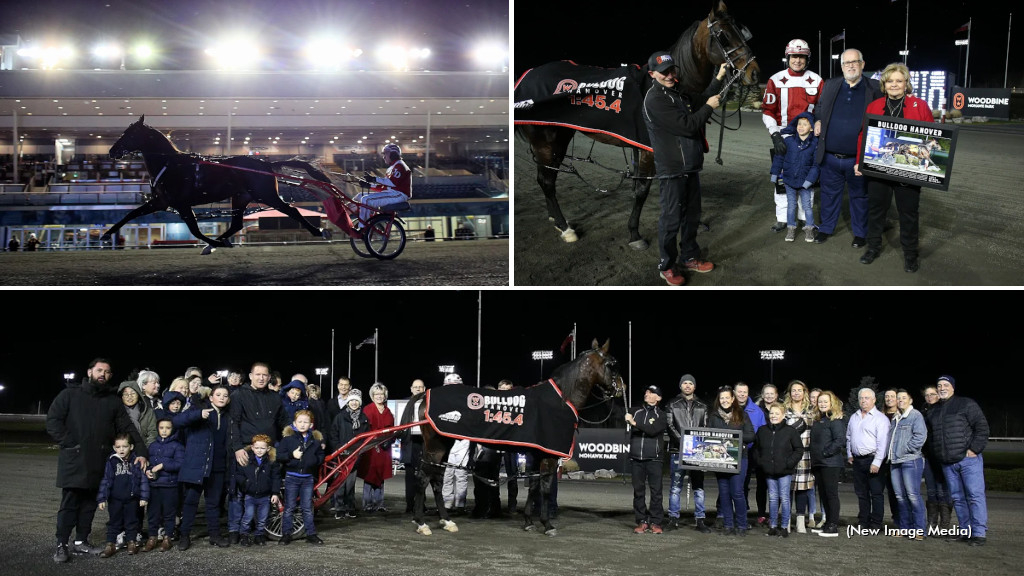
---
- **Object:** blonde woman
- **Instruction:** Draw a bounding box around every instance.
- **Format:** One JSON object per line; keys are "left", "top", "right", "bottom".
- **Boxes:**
{"left": 357, "top": 383, "right": 394, "bottom": 512}
{"left": 809, "top": 390, "right": 846, "bottom": 537}
{"left": 782, "top": 380, "right": 814, "bottom": 533}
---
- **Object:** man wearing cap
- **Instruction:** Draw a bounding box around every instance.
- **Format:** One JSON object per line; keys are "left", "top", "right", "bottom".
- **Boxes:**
{"left": 846, "top": 388, "right": 890, "bottom": 529}
{"left": 925, "top": 376, "right": 990, "bottom": 546}
{"left": 625, "top": 385, "right": 668, "bottom": 534}
{"left": 665, "top": 374, "right": 711, "bottom": 532}
{"left": 642, "top": 51, "right": 728, "bottom": 286}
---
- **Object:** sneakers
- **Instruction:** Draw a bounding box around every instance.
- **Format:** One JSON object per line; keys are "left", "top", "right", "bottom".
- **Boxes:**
{"left": 695, "top": 518, "right": 712, "bottom": 533}
{"left": 905, "top": 255, "right": 920, "bottom": 273}
{"left": 851, "top": 236, "right": 867, "bottom": 248}
{"left": 667, "top": 518, "right": 680, "bottom": 530}
{"left": 767, "top": 527, "right": 778, "bottom": 536}
{"left": 804, "top": 226, "right": 816, "bottom": 242}
{"left": 780, "top": 528, "right": 790, "bottom": 538}
{"left": 254, "top": 535, "right": 267, "bottom": 546}
{"left": 71, "top": 540, "right": 104, "bottom": 555}
{"left": 757, "top": 516, "right": 767, "bottom": 527}
{"left": 969, "top": 536, "right": 987, "bottom": 546}
{"left": 682, "top": 258, "right": 714, "bottom": 273}
{"left": 177, "top": 534, "right": 191, "bottom": 551}
{"left": 813, "top": 231, "right": 830, "bottom": 244}
{"left": 650, "top": 524, "right": 663, "bottom": 535}
{"left": 770, "top": 221, "right": 787, "bottom": 232}
{"left": 278, "top": 534, "right": 293, "bottom": 545}
{"left": 229, "top": 531, "right": 240, "bottom": 545}
{"left": 785, "top": 226, "right": 797, "bottom": 242}
{"left": 818, "top": 523, "right": 839, "bottom": 537}
{"left": 633, "top": 522, "right": 649, "bottom": 534}
{"left": 659, "top": 267, "right": 686, "bottom": 286}
{"left": 53, "top": 543, "right": 70, "bottom": 564}
{"left": 306, "top": 534, "right": 325, "bottom": 545}
{"left": 239, "top": 535, "right": 252, "bottom": 547}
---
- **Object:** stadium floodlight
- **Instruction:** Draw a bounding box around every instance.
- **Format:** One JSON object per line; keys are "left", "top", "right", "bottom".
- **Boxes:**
{"left": 759, "top": 350, "right": 785, "bottom": 384}
{"left": 17, "top": 45, "right": 74, "bottom": 69}
{"left": 438, "top": 365, "right": 455, "bottom": 375}
{"left": 304, "top": 37, "right": 362, "bottom": 70}
{"left": 315, "top": 367, "right": 329, "bottom": 387}
{"left": 92, "top": 43, "right": 125, "bottom": 69}
{"left": 471, "top": 42, "right": 508, "bottom": 71}
{"left": 532, "top": 350, "right": 554, "bottom": 379}
{"left": 205, "top": 35, "right": 261, "bottom": 70}
{"left": 376, "top": 45, "right": 431, "bottom": 71}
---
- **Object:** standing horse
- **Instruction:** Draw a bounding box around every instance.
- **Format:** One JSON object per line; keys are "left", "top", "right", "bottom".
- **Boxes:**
{"left": 407, "top": 338, "right": 624, "bottom": 536}
{"left": 515, "top": 0, "right": 759, "bottom": 246}
{"left": 104, "top": 115, "right": 333, "bottom": 255}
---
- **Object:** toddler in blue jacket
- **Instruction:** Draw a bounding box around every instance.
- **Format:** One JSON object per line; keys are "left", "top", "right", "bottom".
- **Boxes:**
{"left": 97, "top": 433, "right": 150, "bottom": 557}
{"left": 770, "top": 111, "right": 820, "bottom": 242}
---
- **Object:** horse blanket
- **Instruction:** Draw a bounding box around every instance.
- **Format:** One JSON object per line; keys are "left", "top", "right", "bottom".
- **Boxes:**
{"left": 425, "top": 381, "right": 578, "bottom": 458}
{"left": 515, "top": 61, "right": 653, "bottom": 151}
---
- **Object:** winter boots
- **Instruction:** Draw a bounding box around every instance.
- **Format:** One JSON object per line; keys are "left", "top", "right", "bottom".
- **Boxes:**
{"left": 796, "top": 515, "right": 807, "bottom": 534}
{"left": 939, "top": 502, "right": 952, "bottom": 530}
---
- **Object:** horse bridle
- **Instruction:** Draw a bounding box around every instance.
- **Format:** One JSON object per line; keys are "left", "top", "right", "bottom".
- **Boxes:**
{"left": 706, "top": 14, "right": 756, "bottom": 97}
{"left": 576, "top": 349, "right": 623, "bottom": 425}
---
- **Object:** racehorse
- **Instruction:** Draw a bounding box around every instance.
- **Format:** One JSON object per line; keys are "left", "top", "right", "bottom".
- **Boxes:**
{"left": 407, "top": 338, "right": 625, "bottom": 537}
{"left": 515, "top": 0, "right": 759, "bottom": 247}
{"left": 104, "top": 115, "right": 333, "bottom": 255}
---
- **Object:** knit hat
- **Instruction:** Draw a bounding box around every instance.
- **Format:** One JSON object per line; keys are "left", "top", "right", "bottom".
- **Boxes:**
{"left": 937, "top": 375, "right": 956, "bottom": 388}
{"left": 646, "top": 385, "right": 663, "bottom": 397}
{"left": 679, "top": 374, "right": 696, "bottom": 386}
{"left": 345, "top": 391, "right": 362, "bottom": 406}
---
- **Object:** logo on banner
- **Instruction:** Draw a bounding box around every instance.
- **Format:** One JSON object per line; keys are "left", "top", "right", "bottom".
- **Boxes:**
{"left": 438, "top": 410, "right": 462, "bottom": 423}
{"left": 953, "top": 93, "right": 965, "bottom": 110}
{"left": 553, "top": 79, "right": 579, "bottom": 94}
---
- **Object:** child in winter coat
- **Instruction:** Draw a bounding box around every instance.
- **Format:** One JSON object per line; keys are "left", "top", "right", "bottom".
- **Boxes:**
{"left": 770, "top": 111, "right": 820, "bottom": 242}
{"left": 276, "top": 409, "right": 325, "bottom": 545}
{"left": 328, "top": 391, "right": 369, "bottom": 518}
{"left": 97, "top": 433, "right": 150, "bottom": 557}
{"left": 144, "top": 418, "right": 184, "bottom": 551}
{"left": 280, "top": 379, "right": 310, "bottom": 423}
{"left": 234, "top": 434, "right": 281, "bottom": 546}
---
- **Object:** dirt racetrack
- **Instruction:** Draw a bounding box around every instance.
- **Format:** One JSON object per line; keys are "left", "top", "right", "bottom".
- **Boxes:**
{"left": 4, "top": 449, "right": 1020, "bottom": 576}
{"left": 0, "top": 238, "right": 508, "bottom": 286}
{"left": 513, "top": 112, "right": 1024, "bottom": 286}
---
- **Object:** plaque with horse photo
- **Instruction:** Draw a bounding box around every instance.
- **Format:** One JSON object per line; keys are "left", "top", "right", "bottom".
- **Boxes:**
{"left": 857, "top": 114, "right": 959, "bottom": 191}
{"left": 679, "top": 426, "right": 744, "bottom": 473}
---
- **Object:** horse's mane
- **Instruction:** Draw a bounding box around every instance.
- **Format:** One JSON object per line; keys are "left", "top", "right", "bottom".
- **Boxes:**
{"left": 669, "top": 20, "right": 711, "bottom": 96}
{"left": 546, "top": 351, "right": 592, "bottom": 405}
{"left": 143, "top": 123, "right": 185, "bottom": 154}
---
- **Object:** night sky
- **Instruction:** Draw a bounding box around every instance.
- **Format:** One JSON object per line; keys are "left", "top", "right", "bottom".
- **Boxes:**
{"left": 1, "top": 291, "right": 1020, "bottom": 436}
{"left": 514, "top": 0, "right": 1023, "bottom": 88}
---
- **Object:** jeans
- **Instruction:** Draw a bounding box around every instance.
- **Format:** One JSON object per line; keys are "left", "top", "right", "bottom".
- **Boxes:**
{"left": 631, "top": 459, "right": 664, "bottom": 525}
{"left": 851, "top": 455, "right": 885, "bottom": 527}
{"left": 891, "top": 457, "right": 927, "bottom": 532}
{"left": 817, "top": 154, "right": 867, "bottom": 236}
{"left": 227, "top": 490, "right": 243, "bottom": 533}
{"left": 785, "top": 185, "right": 816, "bottom": 227}
{"left": 716, "top": 459, "right": 748, "bottom": 530}
{"left": 657, "top": 173, "right": 702, "bottom": 269}
{"left": 766, "top": 475, "right": 792, "bottom": 529}
{"left": 943, "top": 455, "right": 988, "bottom": 537}
{"left": 240, "top": 494, "right": 270, "bottom": 536}
{"left": 363, "top": 482, "right": 385, "bottom": 510}
{"left": 923, "top": 457, "right": 951, "bottom": 504}
{"left": 283, "top": 475, "right": 316, "bottom": 536}
{"left": 808, "top": 485, "right": 818, "bottom": 518}
{"left": 668, "top": 455, "right": 705, "bottom": 519}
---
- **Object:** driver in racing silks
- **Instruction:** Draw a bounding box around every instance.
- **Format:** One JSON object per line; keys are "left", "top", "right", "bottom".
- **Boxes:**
{"left": 323, "top": 143, "right": 412, "bottom": 235}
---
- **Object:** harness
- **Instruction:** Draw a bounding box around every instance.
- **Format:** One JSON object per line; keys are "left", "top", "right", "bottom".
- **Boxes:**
{"left": 705, "top": 13, "right": 758, "bottom": 166}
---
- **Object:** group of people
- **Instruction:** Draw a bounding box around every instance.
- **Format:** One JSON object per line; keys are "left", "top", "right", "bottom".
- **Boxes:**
{"left": 627, "top": 374, "right": 990, "bottom": 546}
{"left": 46, "top": 359, "right": 527, "bottom": 564}
{"left": 645, "top": 39, "right": 936, "bottom": 285}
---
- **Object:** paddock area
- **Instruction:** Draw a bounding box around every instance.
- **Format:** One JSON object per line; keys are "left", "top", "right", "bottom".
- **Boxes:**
{"left": 2, "top": 449, "right": 1020, "bottom": 576}
{"left": 513, "top": 112, "right": 1024, "bottom": 286}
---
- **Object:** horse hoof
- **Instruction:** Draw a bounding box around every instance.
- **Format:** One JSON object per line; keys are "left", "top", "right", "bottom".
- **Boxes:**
{"left": 416, "top": 524, "right": 432, "bottom": 536}
{"left": 201, "top": 246, "right": 215, "bottom": 256}
{"left": 555, "top": 226, "right": 578, "bottom": 243}
{"left": 628, "top": 238, "right": 649, "bottom": 251}
{"left": 440, "top": 520, "right": 458, "bottom": 533}
{"left": 544, "top": 528, "right": 558, "bottom": 537}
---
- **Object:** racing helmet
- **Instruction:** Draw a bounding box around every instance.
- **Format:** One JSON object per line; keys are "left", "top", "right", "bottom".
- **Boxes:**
{"left": 443, "top": 373, "right": 463, "bottom": 385}
{"left": 785, "top": 39, "right": 811, "bottom": 58}
{"left": 382, "top": 143, "right": 402, "bottom": 163}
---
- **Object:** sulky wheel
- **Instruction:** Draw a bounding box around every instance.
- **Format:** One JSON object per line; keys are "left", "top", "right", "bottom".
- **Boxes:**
{"left": 264, "top": 498, "right": 304, "bottom": 540}
{"left": 362, "top": 214, "right": 406, "bottom": 260}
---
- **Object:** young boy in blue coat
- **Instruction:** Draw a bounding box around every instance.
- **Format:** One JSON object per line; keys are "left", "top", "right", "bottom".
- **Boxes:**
{"left": 97, "top": 433, "right": 150, "bottom": 557}
{"left": 234, "top": 434, "right": 281, "bottom": 546}
{"left": 276, "top": 409, "right": 325, "bottom": 545}
{"left": 144, "top": 418, "right": 184, "bottom": 552}
{"left": 770, "top": 111, "right": 820, "bottom": 242}
{"left": 280, "top": 379, "right": 310, "bottom": 423}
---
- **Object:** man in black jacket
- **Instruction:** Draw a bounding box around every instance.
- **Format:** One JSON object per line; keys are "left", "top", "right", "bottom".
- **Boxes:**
{"left": 46, "top": 358, "right": 149, "bottom": 563}
{"left": 642, "top": 51, "right": 726, "bottom": 286}
{"left": 665, "top": 374, "right": 711, "bottom": 532}
{"left": 926, "top": 375, "right": 990, "bottom": 546}
{"left": 626, "top": 385, "right": 668, "bottom": 534}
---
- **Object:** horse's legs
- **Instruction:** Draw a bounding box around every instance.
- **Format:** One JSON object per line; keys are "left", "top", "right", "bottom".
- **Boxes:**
{"left": 430, "top": 469, "right": 457, "bottom": 532}
{"left": 176, "top": 207, "right": 228, "bottom": 255}
{"left": 532, "top": 127, "right": 577, "bottom": 242}
{"left": 627, "top": 150, "right": 655, "bottom": 250}
{"left": 523, "top": 472, "right": 538, "bottom": 530}
{"left": 259, "top": 189, "right": 331, "bottom": 240}
{"left": 214, "top": 196, "right": 249, "bottom": 247}
{"left": 100, "top": 200, "right": 162, "bottom": 242}
{"left": 538, "top": 459, "right": 556, "bottom": 535}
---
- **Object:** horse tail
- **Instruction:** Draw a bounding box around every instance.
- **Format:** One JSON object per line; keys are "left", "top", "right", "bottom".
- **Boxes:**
{"left": 271, "top": 159, "right": 331, "bottom": 183}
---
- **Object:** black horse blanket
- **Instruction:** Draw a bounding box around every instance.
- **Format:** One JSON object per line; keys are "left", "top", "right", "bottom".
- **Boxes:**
{"left": 514, "top": 61, "right": 653, "bottom": 151}
{"left": 425, "top": 381, "right": 578, "bottom": 458}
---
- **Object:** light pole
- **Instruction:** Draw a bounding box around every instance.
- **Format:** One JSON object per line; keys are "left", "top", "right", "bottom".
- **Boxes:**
{"left": 759, "top": 350, "right": 785, "bottom": 385}
{"left": 532, "top": 350, "right": 553, "bottom": 379}
{"left": 315, "top": 367, "right": 328, "bottom": 389}
{"left": 64, "top": 372, "right": 75, "bottom": 385}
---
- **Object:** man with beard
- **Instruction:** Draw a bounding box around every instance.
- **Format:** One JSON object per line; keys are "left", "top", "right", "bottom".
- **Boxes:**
{"left": 46, "top": 358, "right": 150, "bottom": 563}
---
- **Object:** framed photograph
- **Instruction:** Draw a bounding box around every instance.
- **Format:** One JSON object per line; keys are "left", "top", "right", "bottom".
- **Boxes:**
{"left": 857, "top": 114, "right": 959, "bottom": 191}
{"left": 679, "top": 427, "right": 743, "bottom": 473}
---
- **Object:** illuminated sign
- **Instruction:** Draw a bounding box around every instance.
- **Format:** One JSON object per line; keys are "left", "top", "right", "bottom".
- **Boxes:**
{"left": 909, "top": 70, "right": 947, "bottom": 112}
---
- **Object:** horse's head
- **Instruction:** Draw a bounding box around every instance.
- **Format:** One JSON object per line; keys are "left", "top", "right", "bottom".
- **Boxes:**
{"left": 578, "top": 338, "right": 626, "bottom": 400}
{"left": 706, "top": 1, "right": 759, "bottom": 86}
{"left": 109, "top": 115, "right": 177, "bottom": 159}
